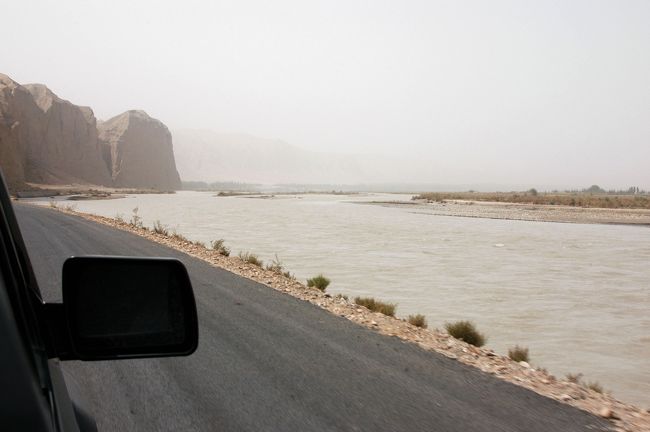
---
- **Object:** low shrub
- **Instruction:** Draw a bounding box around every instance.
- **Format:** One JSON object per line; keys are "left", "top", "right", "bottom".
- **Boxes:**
{"left": 153, "top": 220, "right": 169, "bottom": 236}
{"left": 171, "top": 230, "right": 189, "bottom": 242}
{"left": 508, "top": 345, "right": 529, "bottom": 362}
{"left": 266, "top": 254, "right": 285, "bottom": 274}
{"left": 586, "top": 381, "right": 604, "bottom": 394}
{"left": 130, "top": 207, "right": 143, "bottom": 228}
{"left": 565, "top": 373, "right": 583, "bottom": 384}
{"left": 210, "top": 239, "right": 231, "bottom": 256}
{"left": 408, "top": 314, "right": 428, "bottom": 328}
{"left": 354, "top": 297, "right": 397, "bottom": 317}
{"left": 306, "top": 274, "right": 330, "bottom": 292}
{"left": 444, "top": 320, "right": 486, "bottom": 347}
{"left": 239, "top": 251, "right": 263, "bottom": 267}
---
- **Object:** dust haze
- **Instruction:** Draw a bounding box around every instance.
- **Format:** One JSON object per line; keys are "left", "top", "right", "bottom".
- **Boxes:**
{"left": 3, "top": 0, "right": 649, "bottom": 189}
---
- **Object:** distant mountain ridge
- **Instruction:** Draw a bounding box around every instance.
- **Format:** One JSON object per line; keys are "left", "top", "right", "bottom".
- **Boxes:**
{"left": 172, "top": 129, "right": 398, "bottom": 185}
{"left": 0, "top": 73, "right": 181, "bottom": 191}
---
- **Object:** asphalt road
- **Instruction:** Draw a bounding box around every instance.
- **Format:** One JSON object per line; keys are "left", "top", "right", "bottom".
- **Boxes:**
{"left": 15, "top": 204, "right": 611, "bottom": 432}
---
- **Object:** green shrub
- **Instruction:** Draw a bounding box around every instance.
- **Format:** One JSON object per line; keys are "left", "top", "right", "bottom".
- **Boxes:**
{"left": 306, "top": 274, "right": 330, "bottom": 292}
{"left": 444, "top": 320, "right": 486, "bottom": 347}
{"left": 354, "top": 297, "right": 397, "bottom": 317}
{"left": 239, "top": 251, "right": 263, "bottom": 267}
{"left": 153, "top": 220, "right": 169, "bottom": 236}
{"left": 508, "top": 345, "right": 529, "bottom": 362}
{"left": 210, "top": 239, "right": 231, "bottom": 256}
{"left": 408, "top": 314, "right": 428, "bottom": 328}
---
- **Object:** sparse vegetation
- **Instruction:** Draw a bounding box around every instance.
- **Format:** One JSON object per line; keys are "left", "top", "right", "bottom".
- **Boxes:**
{"left": 170, "top": 230, "right": 188, "bottom": 242}
{"left": 265, "top": 254, "right": 285, "bottom": 274}
{"left": 115, "top": 213, "right": 125, "bottom": 223}
{"left": 335, "top": 294, "right": 349, "bottom": 301}
{"left": 153, "top": 220, "right": 169, "bottom": 236}
{"left": 508, "top": 345, "right": 529, "bottom": 362}
{"left": 354, "top": 297, "right": 397, "bottom": 317}
{"left": 566, "top": 373, "right": 583, "bottom": 383}
{"left": 264, "top": 254, "right": 296, "bottom": 279}
{"left": 306, "top": 274, "right": 330, "bottom": 291}
{"left": 48, "top": 201, "right": 58, "bottom": 208}
{"left": 586, "top": 381, "right": 604, "bottom": 394}
{"left": 129, "top": 207, "right": 143, "bottom": 228}
{"left": 238, "top": 251, "right": 263, "bottom": 267}
{"left": 413, "top": 190, "right": 650, "bottom": 209}
{"left": 444, "top": 320, "right": 486, "bottom": 347}
{"left": 407, "top": 314, "right": 428, "bottom": 328}
{"left": 210, "top": 239, "right": 231, "bottom": 256}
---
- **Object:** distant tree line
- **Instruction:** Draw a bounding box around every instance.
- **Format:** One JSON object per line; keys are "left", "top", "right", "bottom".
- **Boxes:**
{"left": 561, "top": 185, "right": 648, "bottom": 195}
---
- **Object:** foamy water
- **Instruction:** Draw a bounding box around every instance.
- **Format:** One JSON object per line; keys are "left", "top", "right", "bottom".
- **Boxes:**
{"left": 32, "top": 192, "right": 650, "bottom": 407}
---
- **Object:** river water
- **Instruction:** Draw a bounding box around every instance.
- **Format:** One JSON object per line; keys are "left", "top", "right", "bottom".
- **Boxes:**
{"left": 35, "top": 191, "right": 650, "bottom": 407}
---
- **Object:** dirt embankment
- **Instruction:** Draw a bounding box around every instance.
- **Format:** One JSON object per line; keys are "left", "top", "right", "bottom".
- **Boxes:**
{"left": 44, "top": 205, "right": 650, "bottom": 432}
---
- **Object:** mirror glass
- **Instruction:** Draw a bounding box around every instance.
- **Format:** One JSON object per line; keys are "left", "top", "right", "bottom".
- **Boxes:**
{"left": 63, "top": 256, "right": 198, "bottom": 360}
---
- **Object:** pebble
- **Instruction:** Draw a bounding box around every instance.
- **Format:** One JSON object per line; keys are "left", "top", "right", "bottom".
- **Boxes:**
{"left": 560, "top": 394, "right": 572, "bottom": 401}
{"left": 519, "top": 361, "right": 530, "bottom": 368}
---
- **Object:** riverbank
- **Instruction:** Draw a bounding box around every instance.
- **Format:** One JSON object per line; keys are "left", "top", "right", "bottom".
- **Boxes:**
{"left": 13, "top": 182, "right": 175, "bottom": 199}
{"left": 40, "top": 204, "right": 650, "bottom": 431}
{"left": 363, "top": 199, "right": 650, "bottom": 226}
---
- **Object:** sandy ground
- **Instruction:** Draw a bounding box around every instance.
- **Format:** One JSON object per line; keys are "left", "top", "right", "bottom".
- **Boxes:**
{"left": 42, "top": 204, "right": 650, "bottom": 431}
{"left": 363, "top": 199, "right": 650, "bottom": 226}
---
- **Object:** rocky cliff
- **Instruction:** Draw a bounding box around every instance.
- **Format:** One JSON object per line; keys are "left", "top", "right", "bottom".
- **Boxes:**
{"left": 0, "top": 73, "right": 181, "bottom": 191}
{"left": 98, "top": 110, "right": 181, "bottom": 190}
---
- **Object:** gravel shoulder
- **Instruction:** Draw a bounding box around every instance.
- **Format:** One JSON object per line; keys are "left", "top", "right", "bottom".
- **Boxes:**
{"left": 26, "top": 203, "right": 650, "bottom": 431}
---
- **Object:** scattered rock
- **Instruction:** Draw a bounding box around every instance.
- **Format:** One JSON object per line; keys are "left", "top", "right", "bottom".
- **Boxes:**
{"left": 598, "top": 407, "right": 616, "bottom": 419}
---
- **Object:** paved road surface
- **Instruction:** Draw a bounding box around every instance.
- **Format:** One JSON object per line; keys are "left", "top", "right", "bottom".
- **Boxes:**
{"left": 15, "top": 204, "right": 611, "bottom": 432}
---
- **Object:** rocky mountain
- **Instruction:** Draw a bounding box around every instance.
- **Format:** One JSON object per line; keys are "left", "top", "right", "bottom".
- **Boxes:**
{"left": 99, "top": 110, "right": 181, "bottom": 190}
{"left": 0, "top": 73, "right": 181, "bottom": 191}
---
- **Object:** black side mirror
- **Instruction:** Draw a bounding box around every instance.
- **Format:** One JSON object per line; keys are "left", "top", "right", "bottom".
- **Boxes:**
{"left": 46, "top": 256, "right": 198, "bottom": 361}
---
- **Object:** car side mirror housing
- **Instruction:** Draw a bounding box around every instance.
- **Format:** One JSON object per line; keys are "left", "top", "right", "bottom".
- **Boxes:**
{"left": 47, "top": 256, "right": 198, "bottom": 361}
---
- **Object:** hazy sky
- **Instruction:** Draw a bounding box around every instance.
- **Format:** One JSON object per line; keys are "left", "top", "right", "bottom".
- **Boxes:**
{"left": 2, "top": 0, "right": 649, "bottom": 188}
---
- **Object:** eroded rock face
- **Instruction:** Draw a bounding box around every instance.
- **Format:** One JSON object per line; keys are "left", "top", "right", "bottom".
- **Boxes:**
{"left": 98, "top": 110, "right": 181, "bottom": 190}
{"left": 0, "top": 73, "right": 182, "bottom": 191}
{"left": 22, "top": 84, "right": 112, "bottom": 186}
{"left": 0, "top": 74, "right": 37, "bottom": 189}
{"left": 0, "top": 74, "right": 112, "bottom": 187}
